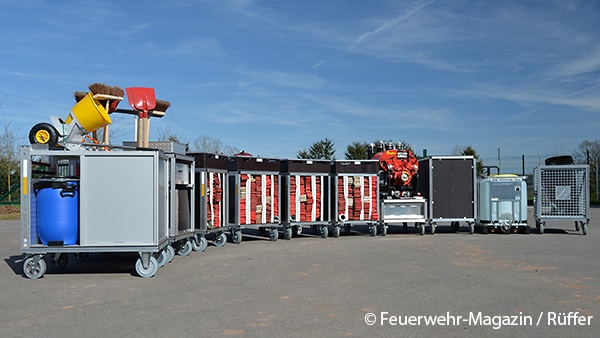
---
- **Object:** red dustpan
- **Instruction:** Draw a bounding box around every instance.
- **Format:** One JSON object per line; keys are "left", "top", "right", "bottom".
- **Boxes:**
{"left": 126, "top": 87, "right": 156, "bottom": 147}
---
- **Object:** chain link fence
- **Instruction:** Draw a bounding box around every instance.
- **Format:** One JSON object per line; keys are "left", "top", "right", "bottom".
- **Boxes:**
{"left": 480, "top": 154, "right": 599, "bottom": 203}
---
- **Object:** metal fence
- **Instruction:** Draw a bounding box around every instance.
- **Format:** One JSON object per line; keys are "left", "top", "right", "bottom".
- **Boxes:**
{"left": 480, "top": 154, "right": 547, "bottom": 177}
{"left": 481, "top": 154, "right": 598, "bottom": 203}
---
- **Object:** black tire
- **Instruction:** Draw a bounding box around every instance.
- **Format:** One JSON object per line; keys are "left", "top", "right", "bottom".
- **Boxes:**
{"left": 284, "top": 227, "right": 292, "bottom": 240}
{"left": 333, "top": 226, "right": 340, "bottom": 238}
{"left": 499, "top": 224, "right": 511, "bottom": 234}
{"left": 29, "top": 123, "right": 59, "bottom": 148}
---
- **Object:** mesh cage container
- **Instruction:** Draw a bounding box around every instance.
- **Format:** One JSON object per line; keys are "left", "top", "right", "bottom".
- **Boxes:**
{"left": 533, "top": 164, "right": 590, "bottom": 235}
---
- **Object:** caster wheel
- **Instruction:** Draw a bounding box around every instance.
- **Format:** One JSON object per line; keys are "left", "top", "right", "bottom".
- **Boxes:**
{"left": 156, "top": 249, "right": 168, "bottom": 267}
{"left": 50, "top": 253, "right": 68, "bottom": 269}
{"left": 165, "top": 245, "right": 175, "bottom": 263}
{"left": 419, "top": 223, "right": 425, "bottom": 236}
{"left": 333, "top": 226, "right": 340, "bottom": 238}
{"left": 575, "top": 221, "right": 580, "bottom": 232}
{"left": 430, "top": 223, "right": 436, "bottom": 235}
{"left": 232, "top": 230, "right": 242, "bottom": 244}
{"left": 469, "top": 223, "right": 474, "bottom": 234}
{"left": 269, "top": 228, "right": 278, "bottom": 241}
{"left": 192, "top": 236, "right": 208, "bottom": 252}
{"left": 178, "top": 240, "right": 193, "bottom": 256}
{"left": 369, "top": 225, "right": 377, "bottom": 237}
{"left": 135, "top": 256, "right": 159, "bottom": 278}
{"left": 295, "top": 226, "right": 303, "bottom": 235}
{"left": 582, "top": 223, "right": 588, "bottom": 235}
{"left": 379, "top": 224, "right": 387, "bottom": 236}
{"left": 214, "top": 232, "right": 227, "bottom": 247}
{"left": 284, "top": 227, "right": 292, "bottom": 240}
{"left": 320, "top": 226, "right": 328, "bottom": 238}
{"left": 23, "top": 256, "right": 46, "bottom": 279}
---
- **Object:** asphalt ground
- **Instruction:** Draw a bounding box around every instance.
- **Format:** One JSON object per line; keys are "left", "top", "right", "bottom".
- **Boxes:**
{"left": 0, "top": 208, "right": 598, "bottom": 337}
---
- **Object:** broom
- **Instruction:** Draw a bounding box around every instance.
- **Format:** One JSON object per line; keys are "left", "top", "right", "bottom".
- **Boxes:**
{"left": 154, "top": 99, "right": 171, "bottom": 115}
{"left": 88, "top": 83, "right": 123, "bottom": 113}
{"left": 73, "top": 91, "right": 87, "bottom": 102}
{"left": 88, "top": 83, "right": 124, "bottom": 144}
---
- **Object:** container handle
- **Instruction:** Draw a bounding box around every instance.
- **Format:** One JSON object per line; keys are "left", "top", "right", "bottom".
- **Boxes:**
{"left": 60, "top": 182, "right": 78, "bottom": 198}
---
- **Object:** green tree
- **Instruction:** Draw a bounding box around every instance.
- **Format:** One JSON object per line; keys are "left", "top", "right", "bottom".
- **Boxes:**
{"left": 345, "top": 141, "right": 368, "bottom": 160}
{"left": 453, "top": 145, "right": 484, "bottom": 177}
{"left": 297, "top": 138, "right": 336, "bottom": 160}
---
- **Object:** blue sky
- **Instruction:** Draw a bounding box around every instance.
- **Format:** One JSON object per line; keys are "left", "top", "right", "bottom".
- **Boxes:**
{"left": 0, "top": 0, "right": 598, "bottom": 159}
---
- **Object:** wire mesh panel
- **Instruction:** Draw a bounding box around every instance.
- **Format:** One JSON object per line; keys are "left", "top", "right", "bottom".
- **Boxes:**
{"left": 534, "top": 165, "right": 589, "bottom": 220}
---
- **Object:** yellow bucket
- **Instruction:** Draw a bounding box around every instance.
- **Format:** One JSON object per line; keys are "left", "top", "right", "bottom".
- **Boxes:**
{"left": 67, "top": 92, "right": 112, "bottom": 133}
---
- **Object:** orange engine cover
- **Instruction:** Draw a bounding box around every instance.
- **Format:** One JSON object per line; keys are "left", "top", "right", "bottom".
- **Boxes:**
{"left": 372, "top": 149, "right": 419, "bottom": 187}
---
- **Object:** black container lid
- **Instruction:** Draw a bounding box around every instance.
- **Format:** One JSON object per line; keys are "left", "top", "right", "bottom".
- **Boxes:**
{"left": 188, "top": 152, "right": 229, "bottom": 170}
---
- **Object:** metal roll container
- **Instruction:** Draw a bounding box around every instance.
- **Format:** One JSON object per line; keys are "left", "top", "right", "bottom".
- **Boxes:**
{"left": 21, "top": 145, "right": 170, "bottom": 279}
{"left": 331, "top": 160, "right": 381, "bottom": 237}
{"left": 280, "top": 159, "right": 331, "bottom": 239}
{"left": 228, "top": 156, "right": 282, "bottom": 242}
{"left": 188, "top": 152, "right": 230, "bottom": 248}
{"left": 167, "top": 153, "right": 195, "bottom": 258}
{"left": 124, "top": 141, "right": 196, "bottom": 261}
{"left": 418, "top": 156, "right": 477, "bottom": 235}
{"left": 534, "top": 164, "right": 590, "bottom": 235}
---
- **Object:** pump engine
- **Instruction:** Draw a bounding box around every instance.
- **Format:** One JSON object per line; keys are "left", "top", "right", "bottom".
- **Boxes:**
{"left": 368, "top": 141, "right": 419, "bottom": 198}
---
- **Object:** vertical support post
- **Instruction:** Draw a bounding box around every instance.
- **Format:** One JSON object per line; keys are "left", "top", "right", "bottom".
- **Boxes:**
{"left": 594, "top": 157, "right": 600, "bottom": 201}
{"left": 497, "top": 148, "right": 501, "bottom": 173}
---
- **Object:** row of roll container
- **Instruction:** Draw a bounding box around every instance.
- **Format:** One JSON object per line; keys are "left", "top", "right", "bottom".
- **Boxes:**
{"left": 20, "top": 144, "right": 590, "bottom": 279}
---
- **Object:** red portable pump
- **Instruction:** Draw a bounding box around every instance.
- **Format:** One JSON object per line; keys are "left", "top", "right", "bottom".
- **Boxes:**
{"left": 369, "top": 142, "right": 419, "bottom": 198}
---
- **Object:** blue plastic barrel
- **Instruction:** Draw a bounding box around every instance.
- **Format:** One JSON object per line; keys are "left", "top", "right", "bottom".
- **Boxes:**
{"left": 34, "top": 180, "right": 79, "bottom": 245}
